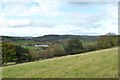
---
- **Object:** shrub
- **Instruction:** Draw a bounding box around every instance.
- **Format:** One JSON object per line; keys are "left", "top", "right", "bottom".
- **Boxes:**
{"left": 64, "top": 37, "right": 83, "bottom": 55}
{"left": 97, "top": 35, "right": 118, "bottom": 49}
{"left": 83, "top": 44, "right": 98, "bottom": 52}
{"left": 43, "top": 44, "right": 66, "bottom": 58}
{"left": 52, "top": 44, "right": 66, "bottom": 57}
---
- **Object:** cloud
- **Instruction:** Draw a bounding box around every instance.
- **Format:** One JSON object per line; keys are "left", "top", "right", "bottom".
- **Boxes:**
{"left": 0, "top": 1, "right": 118, "bottom": 36}
{"left": 1, "top": 1, "right": 63, "bottom": 17}
{"left": 7, "top": 19, "right": 31, "bottom": 27}
{"left": 0, "top": 12, "right": 7, "bottom": 28}
{"left": 0, "top": 0, "right": 119, "bottom": 2}
{"left": 5, "top": 18, "right": 58, "bottom": 28}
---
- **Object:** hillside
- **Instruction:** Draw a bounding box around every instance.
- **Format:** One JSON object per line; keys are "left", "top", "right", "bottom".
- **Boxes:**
{"left": 2, "top": 47, "right": 118, "bottom": 78}
{"left": 32, "top": 35, "right": 99, "bottom": 42}
{"left": 2, "top": 35, "right": 99, "bottom": 43}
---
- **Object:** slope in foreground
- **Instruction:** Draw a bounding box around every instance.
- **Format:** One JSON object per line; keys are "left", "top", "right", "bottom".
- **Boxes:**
{"left": 2, "top": 47, "right": 118, "bottom": 78}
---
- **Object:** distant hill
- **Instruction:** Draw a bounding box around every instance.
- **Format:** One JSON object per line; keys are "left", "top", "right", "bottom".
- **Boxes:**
{"left": 2, "top": 35, "right": 100, "bottom": 43}
{"left": 32, "top": 35, "right": 99, "bottom": 42}
{"left": 1, "top": 36, "right": 32, "bottom": 42}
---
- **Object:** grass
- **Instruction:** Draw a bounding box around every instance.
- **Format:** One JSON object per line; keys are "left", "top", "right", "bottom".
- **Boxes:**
{"left": 25, "top": 46, "right": 38, "bottom": 50}
{"left": 2, "top": 47, "right": 118, "bottom": 78}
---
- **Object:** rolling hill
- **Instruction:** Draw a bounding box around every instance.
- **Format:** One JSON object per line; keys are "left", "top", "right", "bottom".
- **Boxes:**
{"left": 2, "top": 35, "right": 99, "bottom": 43}
{"left": 2, "top": 47, "right": 118, "bottom": 78}
{"left": 32, "top": 35, "right": 99, "bottom": 42}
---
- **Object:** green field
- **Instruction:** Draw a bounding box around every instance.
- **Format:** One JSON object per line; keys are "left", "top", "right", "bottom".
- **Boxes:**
{"left": 2, "top": 47, "right": 118, "bottom": 78}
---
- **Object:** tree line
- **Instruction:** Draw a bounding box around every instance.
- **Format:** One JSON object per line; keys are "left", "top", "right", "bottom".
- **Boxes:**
{"left": 2, "top": 34, "right": 119, "bottom": 65}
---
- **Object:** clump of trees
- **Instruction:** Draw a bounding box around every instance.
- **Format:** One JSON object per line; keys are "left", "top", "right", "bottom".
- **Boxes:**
{"left": 30, "top": 43, "right": 66, "bottom": 59}
{"left": 45, "top": 44, "right": 66, "bottom": 57}
{"left": 2, "top": 42, "right": 32, "bottom": 65}
{"left": 2, "top": 42, "right": 16, "bottom": 64}
{"left": 83, "top": 44, "right": 98, "bottom": 52}
{"left": 33, "top": 38, "right": 83, "bottom": 59}
{"left": 2, "top": 33, "right": 119, "bottom": 65}
{"left": 64, "top": 37, "right": 83, "bottom": 55}
{"left": 97, "top": 35, "right": 118, "bottom": 49}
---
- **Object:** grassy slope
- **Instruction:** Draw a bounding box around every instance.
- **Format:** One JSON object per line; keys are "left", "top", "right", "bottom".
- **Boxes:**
{"left": 2, "top": 47, "right": 118, "bottom": 78}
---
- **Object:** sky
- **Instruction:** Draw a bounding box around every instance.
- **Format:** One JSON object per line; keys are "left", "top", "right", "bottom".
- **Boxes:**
{"left": 0, "top": 0, "right": 118, "bottom": 37}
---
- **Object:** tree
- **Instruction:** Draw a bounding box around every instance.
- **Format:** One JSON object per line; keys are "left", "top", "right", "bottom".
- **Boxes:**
{"left": 49, "top": 44, "right": 66, "bottom": 57}
{"left": 2, "top": 42, "right": 32, "bottom": 64}
{"left": 2, "top": 42, "right": 16, "bottom": 64}
{"left": 97, "top": 35, "right": 111, "bottom": 49}
{"left": 97, "top": 35, "right": 118, "bottom": 49}
{"left": 83, "top": 44, "right": 98, "bottom": 52}
{"left": 15, "top": 45, "right": 31, "bottom": 63}
{"left": 106, "top": 32, "right": 116, "bottom": 36}
{"left": 64, "top": 37, "right": 83, "bottom": 55}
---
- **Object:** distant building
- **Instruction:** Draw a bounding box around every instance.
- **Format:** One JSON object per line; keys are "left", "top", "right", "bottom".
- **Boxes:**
{"left": 34, "top": 44, "right": 49, "bottom": 47}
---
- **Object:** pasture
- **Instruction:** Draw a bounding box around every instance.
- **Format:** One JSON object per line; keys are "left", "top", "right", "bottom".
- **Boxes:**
{"left": 2, "top": 47, "right": 118, "bottom": 78}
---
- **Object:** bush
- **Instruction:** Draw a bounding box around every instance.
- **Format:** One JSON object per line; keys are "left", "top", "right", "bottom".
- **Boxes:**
{"left": 43, "top": 44, "right": 66, "bottom": 58}
{"left": 52, "top": 44, "right": 66, "bottom": 57}
{"left": 64, "top": 37, "right": 83, "bottom": 55}
{"left": 97, "top": 35, "right": 118, "bottom": 49}
{"left": 83, "top": 44, "right": 98, "bottom": 52}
